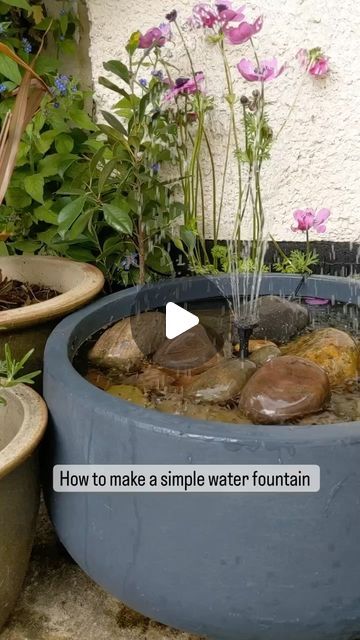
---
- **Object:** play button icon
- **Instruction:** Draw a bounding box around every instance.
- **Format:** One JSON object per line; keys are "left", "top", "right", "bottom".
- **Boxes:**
{"left": 165, "top": 302, "right": 199, "bottom": 340}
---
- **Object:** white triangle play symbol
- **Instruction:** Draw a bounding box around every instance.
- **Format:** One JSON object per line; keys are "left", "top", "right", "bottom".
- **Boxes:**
{"left": 166, "top": 302, "right": 199, "bottom": 340}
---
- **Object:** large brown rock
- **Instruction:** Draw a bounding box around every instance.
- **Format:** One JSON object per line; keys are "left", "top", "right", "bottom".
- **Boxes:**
{"left": 89, "top": 312, "right": 165, "bottom": 372}
{"left": 282, "top": 328, "right": 359, "bottom": 387}
{"left": 185, "top": 358, "right": 255, "bottom": 403}
{"left": 153, "top": 325, "right": 220, "bottom": 375}
{"left": 239, "top": 355, "right": 330, "bottom": 424}
{"left": 252, "top": 296, "right": 309, "bottom": 343}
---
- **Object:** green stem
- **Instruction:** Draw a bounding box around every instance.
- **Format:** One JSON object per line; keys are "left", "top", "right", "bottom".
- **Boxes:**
{"left": 306, "top": 228, "right": 310, "bottom": 258}
{"left": 219, "top": 39, "right": 242, "bottom": 227}
{"left": 217, "top": 119, "right": 231, "bottom": 238}
{"left": 203, "top": 129, "right": 217, "bottom": 245}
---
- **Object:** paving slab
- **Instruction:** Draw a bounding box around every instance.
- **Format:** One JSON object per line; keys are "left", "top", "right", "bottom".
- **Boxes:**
{"left": 0, "top": 503, "right": 201, "bottom": 640}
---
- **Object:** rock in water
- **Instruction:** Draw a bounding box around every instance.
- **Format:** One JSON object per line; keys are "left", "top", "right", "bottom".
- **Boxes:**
{"left": 239, "top": 355, "right": 330, "bottom": 424}
{"left": 282, "top": 328, "right": 359, "bottom": 386}
{"left": 153, "top": 325, "right": 220, "bottom": 375}
{"left": 89, "top": 312, "right": 165, "bottom": 372}
{"left": 156, "top": 397, "right": 249, "bottom": 424}
{"left": 249, "top": 344, "right": 281, "bottom": 366}
{"left": 126, "top": 366, "right": 175, "bottom": 391}
{"left": 252, "top": 296, "right": 309, "bottom": 343}
{"left": 185, "top": 358, "right": 255, "bottom": 403}
{"left": 249, "top": 339, "right": 277, "bottom": 352}
{"left": 107, "top": 384, "right": 148, "bottom": 407}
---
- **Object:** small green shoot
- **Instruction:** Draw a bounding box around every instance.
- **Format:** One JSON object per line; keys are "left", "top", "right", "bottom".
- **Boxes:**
{"left": 0, "top": 344, "right": 41, "bottom": 406}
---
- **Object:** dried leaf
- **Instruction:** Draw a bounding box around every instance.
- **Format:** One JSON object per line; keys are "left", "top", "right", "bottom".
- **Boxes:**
{"left": 0, "top": 44, "right": 50, "bottom": 205}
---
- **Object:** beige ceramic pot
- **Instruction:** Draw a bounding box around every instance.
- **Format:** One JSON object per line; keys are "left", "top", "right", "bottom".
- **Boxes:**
{"left": 0, "top": 255, "right": 104, "bottom": 381}
{"left": 0, "top": 383, "right": 47, "bottom": 630}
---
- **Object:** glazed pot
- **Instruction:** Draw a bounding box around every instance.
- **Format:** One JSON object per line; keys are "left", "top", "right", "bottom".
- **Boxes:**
{"left": 43, "top": 275, "right": 360, "bottom": 640}
{"left": 0, "top": 383, "right": 47, "bottom": 630}
{"left": 0, "top": 255, "right": 104, "bottom": 380}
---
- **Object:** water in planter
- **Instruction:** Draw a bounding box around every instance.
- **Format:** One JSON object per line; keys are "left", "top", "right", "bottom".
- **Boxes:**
{"left": 75, "top": 289, "right": 359, "bottom": 426}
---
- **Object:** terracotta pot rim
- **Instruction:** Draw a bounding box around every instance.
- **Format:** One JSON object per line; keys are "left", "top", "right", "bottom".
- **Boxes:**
{"left": 0, "top": 255, "right": 104, "bottom": 330}
{"left": 0, "top": 383, "right": 48, "bottom": 479}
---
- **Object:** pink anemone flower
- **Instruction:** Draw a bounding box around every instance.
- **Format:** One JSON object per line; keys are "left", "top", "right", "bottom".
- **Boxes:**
{"left": 225, "top": 15, "right": 262, "bottom": 44}
{"left": 138, "top": 23, "right": 171, "bottom": 49}
{"left": 291, "top": 208, "right": 330, "bottom": 233}
{"left": 190, "top": 3, "right": 219, "bottom": 28}
{"left": 309, "top": 56, "right": 330, "bottom": 77}
{"left": 164, "top": 72, "right": 206, "bottom": 101}
{"left": 189, "top": 2, "right": 246, "bottom": 29}
{"left": 216, "top": 1, "right": 246, "bottom": 24}
{"left": 237, "top": 56, "right": 285, "bottom": 82}
{"left": 296, "top": 47, "right": 330, "bottom": 78}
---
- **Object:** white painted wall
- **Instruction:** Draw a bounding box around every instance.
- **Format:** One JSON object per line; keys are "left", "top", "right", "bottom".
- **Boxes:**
{"left": 85, "top": 0, "right": 360, "bottom": 242}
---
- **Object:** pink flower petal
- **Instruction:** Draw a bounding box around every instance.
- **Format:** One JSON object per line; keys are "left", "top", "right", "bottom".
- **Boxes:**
{"left": 237, "top": 58, "right": 259, "bottom": 81}
{"left": 226, "top": 16, "right": 263, "bottom": 45}
{"left": 309, "top": 57, "right": 330, "bottom": 77}
{"left": 315, "top": 208, "right": 330, "bottom": 225}
{"left": 304, "top": 297, "right": 330, "bottom": 306}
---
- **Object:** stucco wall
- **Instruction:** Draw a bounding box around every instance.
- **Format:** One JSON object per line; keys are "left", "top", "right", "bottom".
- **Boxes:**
{"left": 85, "top": 0, "right": 360, "bottom": 243}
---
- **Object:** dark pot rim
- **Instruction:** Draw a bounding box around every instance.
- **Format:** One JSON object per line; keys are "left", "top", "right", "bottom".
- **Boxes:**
{"left": 44, "top": 273, "right": 360, "bottom": 446}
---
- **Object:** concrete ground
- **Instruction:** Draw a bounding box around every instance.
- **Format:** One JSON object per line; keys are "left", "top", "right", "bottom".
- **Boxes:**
{"left": 0, "top": 503, "right": 201, "bottom": 640}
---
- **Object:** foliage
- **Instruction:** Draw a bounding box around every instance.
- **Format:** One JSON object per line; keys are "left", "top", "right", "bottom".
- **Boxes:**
{"left": 0, "top": 344, "right": 41, "bottom": 405}
{"left": 195, "top": 243, "right": 269, "bottom": 275}
{"left": 0, "top": 0, "right": 99, "bottom": 258}
{"left": 0, "top": 3, "right": 183, "bottom": 286}
{"left": 273, "top": 248, "right": 319, "bottom": 274}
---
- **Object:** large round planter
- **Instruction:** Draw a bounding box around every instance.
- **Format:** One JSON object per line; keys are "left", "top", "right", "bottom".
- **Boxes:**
{"left": 0, "top": 383, "right": 47, "bottom": 630}
{"left": 43, "top": 275, "right": 360, "bottom": 640}
{"left": 0, "top": 255, "right": 104, "bottom": 381}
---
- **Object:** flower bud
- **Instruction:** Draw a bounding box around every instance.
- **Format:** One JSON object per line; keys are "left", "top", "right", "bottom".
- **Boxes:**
{"left": 252, "top": 89, "right": 260, "bottom": 98}
{"left": 240, "top": 95, "right": 249, "bottom": 105}
{"left": 166, "top": 10, "right": 177, "bottom": 22}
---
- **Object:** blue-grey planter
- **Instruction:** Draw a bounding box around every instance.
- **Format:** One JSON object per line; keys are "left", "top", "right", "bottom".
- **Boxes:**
{"left": 43, "top": 275, "right": 360, "bottom": 640}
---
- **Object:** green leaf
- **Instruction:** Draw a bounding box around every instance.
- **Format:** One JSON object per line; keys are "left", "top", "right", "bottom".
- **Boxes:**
{"left": 58, "top": 196, "right": 86, "bottom": 235}
{"left": 103, "top": 60, "right": 130, "bottom": 84}
{"left": 39, "top": 153, "right": 78, "bottom": 178}
{"left": 34, "top": 205, "right": 58, "bottom": 224}
{"left": 146, "top": 247, "right": 174, "bottom": 275}
{"left": 0, "top": 242, "right": 9, "bottom": 256}
{"left": 12, "top": 240, "right": 42, "bottom": 252}
{"left": 0, "top": 53, "right": 21, "bottom": 84}
{"left": 69, "top": 108, "right": 96, "bottom": 130}
{"left": 34, "top": 130, "right": 58, "bottom": 154}
{"left": 5, "top": 188, "right": 31, "bottom": 209}
{"left": 67, "top": 209, "right": 93, "bottom": 240}
{"left": 180, "top": 227, "right": 196, "bottom": 252}
{"left": 34, "top": 54, "right": 58, "bottom": 75}
{"left": 2, "top": 0, "right": 31, "bottom": 10}
{"left": 59, "top": 39, "right": 77, "bottom": 55}
{"left": 126, "top": 31, "right": 141, "bottom": 55}
{"left": 101, "top": 111, "right": 127, "bottom": 136}
{"left": 103, "top": 203, "right": 133, "bottom": 234}
{"left": 97, "top": 158, "right": 119, "bottom": 194}
{"left": 98, "top": 76, "right": 130, "bottom": 97}
{"left": 59, "top": 12, "right": 68, "bottom": 35}
{"left": 55, "top": 133, "right": 74, "bottom": 154}
{"left": 90, "top": 145, "right": 106, "bottom": 176}
{"left": 24, "top": 175, "right": 44, "bottom": 204}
